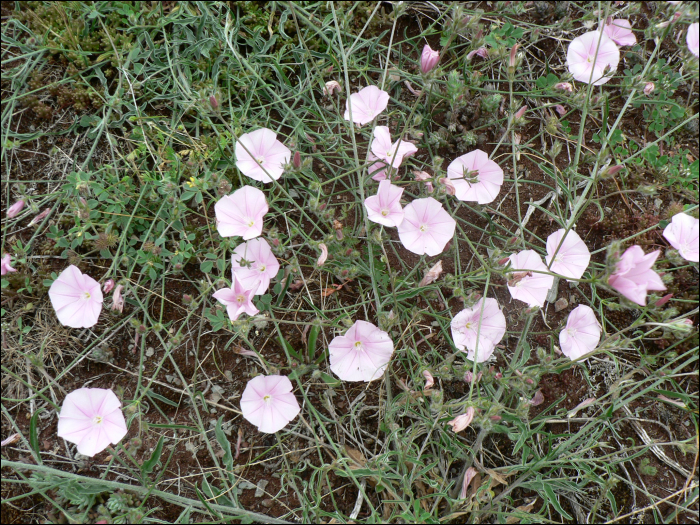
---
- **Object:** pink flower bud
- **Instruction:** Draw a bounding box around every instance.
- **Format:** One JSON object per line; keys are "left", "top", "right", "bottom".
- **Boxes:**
{"left": 554, "top": 104, "right": 566, "bottom": 116}
{"left": 209, "top": 95, "right": 219, "bottom": 110}
{"left": 439, "top": 177, "right": 456, "bottom": 196}
{"left": 323, "top": 80, "right": 341, "bottom": 96}
{"left": 6, "top": 200, "right": 25, "bottom": 218}
{"left": 413, "top": 170, "right": 431, "bottom": 181}
{"left": 182, "top": 294, "right": 193, "bottom": 305}
{"left": 494, "top": 372, "right": 502, "bottom": 379}
{"left": 643, "top": 82, "right": 654, "bottom": 95}
{"left": 420, "top": 44, "right": 440, "bottom": 74}
{"left": 424, "top": 182, "right": 434, "bottom": 193}
{"left": 498, "top": 257, "right": 510, "bottom": 266}
{"left": 292, "top": 151, "right": 301, "bottom": 169}
{"left": 604, "top": 164, "right": 624, "bottom": 177}
{"left": 554, "top": 82, "right": 573, "bottom": 92}
{"left": 422, "top": 370, "right": 435, "bottom": 389}
{"left": 515, "top": 106, "right": 527, "bottom": 119}
{"left": 654, "top": 293, "right": 674, "bottom": 307}
{"left": 509, "top": 43, "right": 520, "bottom": 68}
{"left": 490, "top": 415, "right": 502, "bottom": 421}
{"left": 103, "top": 279, "right": 115, "bottom": 293}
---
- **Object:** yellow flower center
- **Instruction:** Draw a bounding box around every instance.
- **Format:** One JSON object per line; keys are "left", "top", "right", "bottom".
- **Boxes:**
{"left": 93, "top": 415, "right": 103, "bottom": 425}
{"left": 419, "top": 224, "right": 428, "bottom": 232}
{"left": 83, "top": 291, "right": 91, "bottom": 300}
{"left": 381, "top": 209, "right": 389, "bottom": 217}
{"left": 263, "top": 395, "right": 272, "bottom": 403}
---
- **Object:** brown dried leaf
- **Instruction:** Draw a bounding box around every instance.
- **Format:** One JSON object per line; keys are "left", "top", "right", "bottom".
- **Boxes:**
{"left": 344, "top": 446, "right": 367, "bottom": 469}
{"left": 505, "top": 498, "right": 538, "bottom": 524}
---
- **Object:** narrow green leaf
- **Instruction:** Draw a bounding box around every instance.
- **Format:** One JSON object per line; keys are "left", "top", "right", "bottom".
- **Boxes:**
{"left": 141, "top": 436, "right": 164, "bottom": 476}
{"left": 29, "top": 407, "right": 44, "bottom": 463}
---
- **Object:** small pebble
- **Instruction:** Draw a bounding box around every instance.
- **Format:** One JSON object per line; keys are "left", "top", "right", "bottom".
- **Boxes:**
{"left": 555, "top": 298, "right": 569, "bottom": 312}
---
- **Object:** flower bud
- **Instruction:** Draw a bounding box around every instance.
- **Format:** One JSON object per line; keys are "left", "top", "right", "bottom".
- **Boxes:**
{"left": 654, "top": 293, "right": 673, "bottom": 307}
{"left": 643, "top": 82, "right": 654, "bottom": 95}
{"left": 7, "top": 200, "right": 25, "bottom": 218}
{"left": 292, "top": 151, "right": 301, "bottom": 169}
{"left": 209, "top": 95, "right": 219, "bottom": 111}
{"left": 420, "top": 44, "right": 440, "bottom": 75}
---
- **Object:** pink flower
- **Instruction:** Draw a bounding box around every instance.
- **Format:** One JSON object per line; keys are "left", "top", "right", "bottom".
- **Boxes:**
{"left": 560, "top": 305, "right": 601, "bottom": 360}
{"left": 6, "top": 200, "right": 24, "bottom": 218}
{"left": 111, "top": 285, "right": 124, "bottom": 313}
{"left": 687, "top": 22, "right": 699, "bottom": 57}
{"left": 364, "top": 180, "right": 405, "bottom": 227}
{"left": 567, "top": 31, "right": 620, "bottom": 85}
{"left": 397, "top": 197, "right": 456, "bottom": 256}
{"left": 447, "top": 407, "right": 475, "bottom": 433}
{"left": 554, "top": 104, "right": 567, "bottom": 116}
{"left": 370, "top": 126, "right": 418, "bottom": 169}
{"left": 643, "top": 82, "right": 655, "bottom": 95}
{"left": 102, "top": 279, "right": 115, "bottom": 293}
{"left": 367, "top": 153, "right": 390, "bottom": 182}
{"left": 545, "top": 229, "right": 591, "bottom": 280}
{"left": 235, "top": 128, "right": 291, "bottom": 183}
{"left": 215, "top": 185, "right": 269, "bottom": 240}
{"left": 422, "top": 370, "right": 435, "bottom": 389}
{"left": 231, "top": 238, "right": 280, "bottom": 295}
{"left": 49, "top": 265, "right": 103, "bottom": 328}
{"left": 663, "top": 212, "right": 699, "bottom": 262}
{"left": 343, "top": 85, "right": 390, "bottom": 126}
{"left": 240, "top": 375, "right": 300, "bottom": 433}
{"left": 328, "top": 320, "right": 394, "bottom": 382}
{"left": 317, "top": 243, "right": 329, "bottom": 266}
{"left": 446, "top": 149, "right": 504, "bottom": 204}
{"left": 554, "top": 82, "right": 573, "bottom": 92}
{"left": 420, "top": 44, "right": 440, "bottom": 74}
{"left": 451, "top": 298, "right": 506, "bottom": 362}
{"left": 57, "top": 388, "right": 128, "bottom": 457}
{"left": 213, "top": 275, "right": 259, "bottom": 321}
{"left": 509, "top": 43, "right": 520, "bottom": 68}
{"left": 601, "top": 19, "right": 636, "bottom": 46}
{"left": 1, "top": 254, "right": 16, "bottom": 276}
{"left": 506, "top": 250, "right": 555, "bottom": 308}
{"left": 323, "top": 80, "right": 341, "bottom": 96}
{"left": 608, "top": 246, "right": 666, "bottom": 306}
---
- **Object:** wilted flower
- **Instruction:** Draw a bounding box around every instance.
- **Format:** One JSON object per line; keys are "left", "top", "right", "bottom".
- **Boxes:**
{"left": 601, "top": 19, "right": 636, "bottom": 46}
{"left": 235, "top": 128, "right": 291, "bottom": 183}
{"left": 467, "top": 47, "right": 489, "bottom": 60}
{"left": 370, "top": 126, "right": 418, "bottom": 169}
{"left": 323, "top": 80, "right": 341, "bottom": 96}
{"left": 554, "top": 82, "right": 573, "bottom": 92}
{"left": 554, "top": 104, "right": 567, "bottom": 116}
{"left": 28, "top": 208, "right": 51, "bottom": 226}
{"left": 328, "top": 320, "right": 394, "bottom": 382}
{"left": 231, "top": 238, "right": 280, "bottom": 295}
{"left": 397, "top": 197, "right": 456, "bottom": 256}
{"left": 447, "top": 407, "right": 475, "bottom": 432}
{"left": 343, "top": 85, "right": 390, "bottom": 126}
{"left": 364, "top": 180, "right": 405, "bottom": 227}
{"left": 663, "top": 212, "right": 699, "bottom": 262}
{"left": 420, "top": 44, "right": 440, "bottom": 74}
{"left": 567, "top": 31, "right": 619, "bottom": 85}
{"left": 213, "top": 275, "right": 259, "bottom": 321}
{"left": 451, "top": 298, "right": 506, "bottom": 362}
{"left": 446, "top": 149, "right": 504, "bottom": 204}
{"left": 6, "top": 200, "right": 24, "bottom": 218}
{"left": 240, "top": 375, "right": 300, "bottom": 433}
{"left": 559, "top": 305, "right": 601, "bottom": 360}
{"left": 367, "top": 153, "right": 390, "bottom": 182}
{"left": 215, "top": 185, "right": 269, "bottom": 240}
{"left": 608, "top": 246, "right": 666, "bottom": 306}
{"left": 57, "top": 388, "right": 128, "bottom": 457}
{"left": 459, "top": 467, "right": 479, "bottom": 499}
{"left": 506, "top": 251, "right": 555, "bottom": 308}
{"left": 439, "top": 177, "right": 456, "bottom": 196}
{"left": 49, "top": 265, "right": 103, "bottom": 328}
{"left": 643, "top": 82, "right": 655, "bottom": 95}
{"left": 111, "top": 285, "right": 124, "bottom": 313}
{"left": 317, "top": 243, "right": 329, "bottom": 267}
{"left": 422, "top": 370, "right": 435, "bottom": 389}
{"left": 418, "top": 260, "right": 443, "bottom": 287}
{"left": 103, "top": 279, "right": 115, "bottom": 293}
{"left": 687, "top": 22, "right": 699, "bottom": 58}
{"left": 545, "top": 229, "right": 591, "bottom": 280}
{"left": 1, "top": 254, "right": 16, "bottom": 276}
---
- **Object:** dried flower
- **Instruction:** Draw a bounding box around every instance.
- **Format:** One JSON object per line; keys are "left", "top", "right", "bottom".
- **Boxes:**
{"left": 323, "top": 80, "right": 341, "bottom": 96}
{"left": 447, "top": 407, "right": 475, "bottom": 433}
